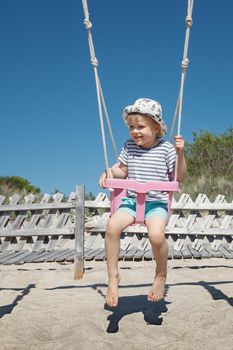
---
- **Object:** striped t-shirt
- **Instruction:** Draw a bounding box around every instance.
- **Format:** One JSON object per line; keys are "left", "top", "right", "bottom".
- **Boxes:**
{"left": 118, "top": 138, "right": 176, "bottom": 202}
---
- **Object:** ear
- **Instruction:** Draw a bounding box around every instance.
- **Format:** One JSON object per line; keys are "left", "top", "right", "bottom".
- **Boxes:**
{"left": 154, "top": 123, "right": 161, "bottom": 133}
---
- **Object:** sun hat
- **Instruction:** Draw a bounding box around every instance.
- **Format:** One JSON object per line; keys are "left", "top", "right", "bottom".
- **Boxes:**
{"left": 123, "top": 98, "right": 167, "bottom": 137}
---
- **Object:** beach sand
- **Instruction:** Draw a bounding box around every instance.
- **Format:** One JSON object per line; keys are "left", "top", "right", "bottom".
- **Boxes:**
{"left": 0, "top": 258, "right": 233, "bottom": 350}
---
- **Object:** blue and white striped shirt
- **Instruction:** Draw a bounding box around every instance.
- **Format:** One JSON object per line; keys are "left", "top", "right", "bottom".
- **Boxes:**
{"left": 118, "top": 138, "right": 176, "bottom": 202}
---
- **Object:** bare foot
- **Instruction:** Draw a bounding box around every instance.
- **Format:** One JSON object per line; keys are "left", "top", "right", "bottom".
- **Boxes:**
{"left": 106, "top": 276, "right": 120, "bottom": 307}
{"left": 147, "top": 276, "right": 166, "bottom": 302}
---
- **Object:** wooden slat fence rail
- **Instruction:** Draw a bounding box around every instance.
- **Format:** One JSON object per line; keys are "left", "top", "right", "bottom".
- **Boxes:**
{"left": 0, "top": 185, "right": 233, "bottom": 274}
{"left": 0, "top": 189, "right": 78, "bottom": 269}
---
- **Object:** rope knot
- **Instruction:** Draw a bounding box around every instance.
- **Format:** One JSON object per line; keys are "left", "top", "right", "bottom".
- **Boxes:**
{"left": 185, "top": 15, "right": 193, "bottom": 27}
{"left": 182, "top": 58, "right": 189, "bottom": 70}
{"left": 91, "top": 57, "right": 98, "bottom": 67}
{"left": 84, "top": 19, "right": 92, "bottom": 30}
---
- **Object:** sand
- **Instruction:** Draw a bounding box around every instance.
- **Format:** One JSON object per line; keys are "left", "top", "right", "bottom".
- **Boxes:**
{"left": 0, "top": 258, "right": 233, "bottom": 350}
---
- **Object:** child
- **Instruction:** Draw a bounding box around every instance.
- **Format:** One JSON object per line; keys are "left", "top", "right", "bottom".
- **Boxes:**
{"left": 99, "top": 98, "right": 187, "bottom": 308}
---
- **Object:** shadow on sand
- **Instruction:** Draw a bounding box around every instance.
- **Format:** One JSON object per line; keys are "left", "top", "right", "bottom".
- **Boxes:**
{"left": 0, "top": 284, "right": 35, "bottom": 319}
{"left": 104, "top": 294, "right": 170, "bottom": 333}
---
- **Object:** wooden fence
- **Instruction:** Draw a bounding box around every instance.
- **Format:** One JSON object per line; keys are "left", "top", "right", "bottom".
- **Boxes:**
{"left": 0, "top": 185, "right": 233, "bottom": 277}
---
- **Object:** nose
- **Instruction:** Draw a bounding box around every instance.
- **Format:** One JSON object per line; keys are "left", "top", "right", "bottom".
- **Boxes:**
{"left": 131, "top": 127, "right": 139, "bottom": 134}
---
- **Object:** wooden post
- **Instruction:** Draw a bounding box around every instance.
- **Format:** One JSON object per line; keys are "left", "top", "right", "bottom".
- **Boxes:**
{"left": 74, "top": 185, "right": 85, "bottom": 279}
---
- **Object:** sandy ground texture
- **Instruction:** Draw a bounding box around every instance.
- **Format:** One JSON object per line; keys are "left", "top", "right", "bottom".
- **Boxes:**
{"left": 0, "top": 258, "right": 233, "bottom": 350}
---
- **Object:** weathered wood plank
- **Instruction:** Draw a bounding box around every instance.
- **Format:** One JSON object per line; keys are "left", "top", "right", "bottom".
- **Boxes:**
{"left": 74, "top": 185, "right": 85, "bottom": 279}
{"left": 187, "top": 244, "right": 202, "bottom": 259}
{"left": 31, "top": 248, "right": 71, "bottom": 263}
{"left": 0, "top": 250, "right": 16, "bottom": 264}
{"left": 144, "top": 248, "right": 153, "bottom": 260}
{"left": 54, "top": 249, "right": 75, "bottom": 262}
{"left": 218, "top": 245, "right": 233, "bottom": 259}
{"left": 0, "top": 202, "right": 75, "bottom": 212}
{"left": 46, "top": 236, "right": 59, "bottom": 250}
{"left": 133, "top": 249, "right": 145, "bottom": 261}
{"left": 0, "top": 237, "right": 14, "bottom": 252}
{"left": 172, "top": 248, "right": 183, "bottom": 259}
{"left": 168, "top": 245, "right": 173, "bottom": 259}
{"left": 17, "top": 194, "right": 51, "bottom": 253}
{"left": 119, "top": 248, "right": 126, "bottom": 260}
{"left": 0, "top": 227, "right": 74, "bottom": 237}
{"left": 22, "top": 249, "right": 46, "bottom": 263}
{"left": 173, "top": 237, "right": 186, "bottom": 252}
{"left": 94, "top": 248, "right": 105, "bottom": 261}
{"left": 85, "top": 202, "right": 233, "bottom": 211}
{"left": 8, "top": 250, "right": 35, "bottom": 264}
{"left": 85, "top": 248, "right": 103, "bottom": 261}
{"left": 198, "top": 248, "right": 212, "bottom": 259}
{"left": 124, "top": 247, "right": 139, "bottom": 260}
{"left": 202, "top": 244, "right": 223, "bottom": 258}
{"left": 181, "top": 248, "right": 193, "bottom": 259}
{"left": 1, "top": 250, "right": 29, "bottom": 265}
{"left": 87, "top": 225, "right": 233, "bottom": 236}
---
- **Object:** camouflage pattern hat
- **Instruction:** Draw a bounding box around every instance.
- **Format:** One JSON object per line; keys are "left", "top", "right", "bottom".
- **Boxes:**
{"left": 123, "top": 98, "right": 167, "bottom": 137}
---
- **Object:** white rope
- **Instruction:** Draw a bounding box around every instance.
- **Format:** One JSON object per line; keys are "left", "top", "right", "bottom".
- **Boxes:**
{"left": 81, "top": 0, "right": 118, "bottom": 175}
{"left": 177, "top": 0, "right": 194, "bottom": 136}
{"left": 98, "top": 83, "right": 118, "bottom": 160}
{"left": 168, "top": 0, "right": 194, "bottom": 181}
{"left": 169, "top": 0, "right": 194, "bottom": 144}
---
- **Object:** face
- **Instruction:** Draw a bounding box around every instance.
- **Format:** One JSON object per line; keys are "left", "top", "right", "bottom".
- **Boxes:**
{"left": 126, "top": 113, "right": 161, "bottom": 148}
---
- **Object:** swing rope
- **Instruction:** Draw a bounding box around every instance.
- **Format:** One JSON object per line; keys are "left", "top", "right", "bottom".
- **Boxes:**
{"left": 81, "top": 0, "right": 118, "bottom": 177}
{"left": 169, "top": 0, "right": 194, "bottom": 143}
{"left": 82, "top": 0, "right": 194, "bottom": 182}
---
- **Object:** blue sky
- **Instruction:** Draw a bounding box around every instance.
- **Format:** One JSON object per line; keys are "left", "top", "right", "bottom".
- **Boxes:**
{"left": 0, "top": 0, "right": 232, "bottom": 196}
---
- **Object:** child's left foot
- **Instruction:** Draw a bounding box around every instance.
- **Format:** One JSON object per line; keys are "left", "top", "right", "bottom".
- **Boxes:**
{"left": 105, "top": 276, "right": 120, "bottom": 307}
{"left": 147, "top": 276, "right": 166, "bottom": 302}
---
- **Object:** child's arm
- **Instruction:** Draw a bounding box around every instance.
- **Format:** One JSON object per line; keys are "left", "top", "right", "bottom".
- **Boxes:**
{"left": 174, "top": 135, "right": 187, "bottom": 183}
{"left": 99, "top": 162, "right": 128, "bottom": 188}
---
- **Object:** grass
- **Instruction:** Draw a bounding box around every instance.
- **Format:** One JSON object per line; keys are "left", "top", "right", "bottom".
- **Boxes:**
{"left": 176, "top": 175, "right": 233, "bottom": 202}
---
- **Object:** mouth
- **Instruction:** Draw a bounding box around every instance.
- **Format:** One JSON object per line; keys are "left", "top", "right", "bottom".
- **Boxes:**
{"left": 134, "top": 136, "right": 142, "bottom": 142}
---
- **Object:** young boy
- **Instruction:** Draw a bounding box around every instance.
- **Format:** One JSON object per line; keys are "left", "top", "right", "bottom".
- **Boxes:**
{"left": 99, "top": 98, "right": 187, "bottom": 307}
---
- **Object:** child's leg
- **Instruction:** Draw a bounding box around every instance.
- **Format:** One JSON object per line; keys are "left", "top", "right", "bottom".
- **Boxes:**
{"left": 105, "top": 210, "right": 134, "bottom": 307}
{"left": 145, "top": 216, "right": 167, "bottom": 302}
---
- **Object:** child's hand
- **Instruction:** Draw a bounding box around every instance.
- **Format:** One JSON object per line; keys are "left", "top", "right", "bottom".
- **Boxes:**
{"left": 174, "top": 135, "right": 185, "bottom": 155}
{"left": 99, "top": 168, "right": 113, "bottom": 188}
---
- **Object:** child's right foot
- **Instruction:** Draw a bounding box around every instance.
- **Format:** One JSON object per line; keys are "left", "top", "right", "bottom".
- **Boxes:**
{"left": 106, "top": 276, "right": 120, "bottom": 307}
{"left": 147, "top": 275, "right": 166, "bottom": 302}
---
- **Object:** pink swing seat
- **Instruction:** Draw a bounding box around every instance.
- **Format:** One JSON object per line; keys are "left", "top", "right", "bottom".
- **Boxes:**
{"left": 104, "top": 178, "right": 179, "bottom": 225}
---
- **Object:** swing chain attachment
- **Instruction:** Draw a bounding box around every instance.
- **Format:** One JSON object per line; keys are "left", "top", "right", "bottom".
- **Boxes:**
{"left": 91, "top": 58, "right": 98, "bottom": 68}
{"left": 185, "top": 15, "right": 193, "bottom": 28}
{"left": 84, "top": 19, "right": 92, "bottom": 30}
{"left": 181, "top": 58, "right": 189, "bottom": 72}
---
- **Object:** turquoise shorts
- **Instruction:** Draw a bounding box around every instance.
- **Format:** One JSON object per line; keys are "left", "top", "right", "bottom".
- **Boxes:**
{"left": 118, "top": 197, "right": 168, "bottom": 221}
